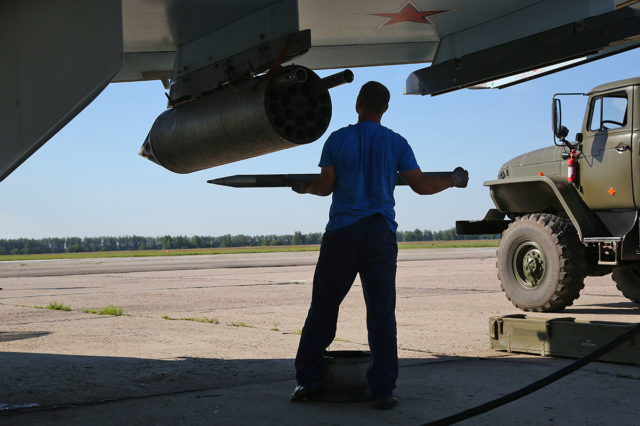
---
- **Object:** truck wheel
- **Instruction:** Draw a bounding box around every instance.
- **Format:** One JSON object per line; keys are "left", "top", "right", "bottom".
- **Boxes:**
{"left": 497, "top": 213, "right": 585, "bottom": 312}
{"left": 612, "top": 266, "right": 640, "bottom": 304}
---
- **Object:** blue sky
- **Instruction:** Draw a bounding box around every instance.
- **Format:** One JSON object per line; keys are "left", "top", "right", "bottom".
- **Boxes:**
{"left": 1, "top": 50, "right": 639, "bottom": 239}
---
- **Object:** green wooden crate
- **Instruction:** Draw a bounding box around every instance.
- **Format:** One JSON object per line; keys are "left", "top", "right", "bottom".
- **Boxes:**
{"left": 490, "top": 314, "right": 640, "bottom": 366}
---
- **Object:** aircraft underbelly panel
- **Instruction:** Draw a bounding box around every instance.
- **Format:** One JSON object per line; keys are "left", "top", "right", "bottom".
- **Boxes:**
{"left": 292, "top": 42, "right": 438, "bottom": 70}
{"left": 0, "top": 0, "right": 123, "bottom": 182}
{"left": 121, "top": 0, "right": 279, "bottom": 52}
{"left": 113, "top": 0, "right": 626, "bottom": 77}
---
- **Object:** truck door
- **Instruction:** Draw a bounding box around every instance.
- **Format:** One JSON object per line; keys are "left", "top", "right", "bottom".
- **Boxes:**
{"left": 578, "top": 89, "right": 634, "bottom": 210}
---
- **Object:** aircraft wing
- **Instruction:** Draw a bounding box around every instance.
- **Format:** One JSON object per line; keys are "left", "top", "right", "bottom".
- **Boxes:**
{"left": 3, "top": 0, "right": 640, "bottom": 181}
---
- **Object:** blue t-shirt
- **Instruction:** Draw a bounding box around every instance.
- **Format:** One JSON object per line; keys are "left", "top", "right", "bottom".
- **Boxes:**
{"left": 319, "top": 121, "right": 420, "bottom": 233}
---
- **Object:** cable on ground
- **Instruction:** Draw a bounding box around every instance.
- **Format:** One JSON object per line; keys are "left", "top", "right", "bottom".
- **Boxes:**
{"left": 422, "top": 321, "right": 640, "bottom": 426}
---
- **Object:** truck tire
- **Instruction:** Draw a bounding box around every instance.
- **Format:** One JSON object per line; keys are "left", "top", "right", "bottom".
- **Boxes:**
{"left": 612, "top": 266, "right": 640, "bottom": 304}
{"left": 497, "top": 213, "right": 585, "bottom": 312}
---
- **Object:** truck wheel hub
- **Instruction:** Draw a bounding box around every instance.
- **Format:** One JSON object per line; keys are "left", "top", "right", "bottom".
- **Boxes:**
{"left": 513, "top": 241, "right": 546, "bottom": 289}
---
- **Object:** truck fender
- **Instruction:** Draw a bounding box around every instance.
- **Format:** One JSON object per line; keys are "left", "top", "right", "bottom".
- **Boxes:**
{"left": 485, "top": 176, "right": 607, "bottom": 240}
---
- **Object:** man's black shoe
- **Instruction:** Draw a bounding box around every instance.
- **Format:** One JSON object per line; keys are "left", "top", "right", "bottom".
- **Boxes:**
{"left": 289, "top": 385, "right": 319, "bottom": 401}
{"left": 375, "top": 395, "right": 398, "bottom": 409}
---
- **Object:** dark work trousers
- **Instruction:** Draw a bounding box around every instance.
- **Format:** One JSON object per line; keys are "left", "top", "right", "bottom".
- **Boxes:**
{"left": 294, "top": 214, "right": 398, "bottom": 399}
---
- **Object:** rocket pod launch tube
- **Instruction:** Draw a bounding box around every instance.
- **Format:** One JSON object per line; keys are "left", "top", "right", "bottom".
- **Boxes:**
{"left": 139, "top": 66, "right": 339, "bottom": 174}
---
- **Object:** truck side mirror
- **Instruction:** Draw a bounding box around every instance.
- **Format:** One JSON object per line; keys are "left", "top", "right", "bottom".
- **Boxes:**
{"left": 552, "top": 98, "right": 563, "bottom": 139}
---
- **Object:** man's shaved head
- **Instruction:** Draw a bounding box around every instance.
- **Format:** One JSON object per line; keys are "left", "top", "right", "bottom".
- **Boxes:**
{"left": 357, "top": 81, "right": 390, "bottom": 115}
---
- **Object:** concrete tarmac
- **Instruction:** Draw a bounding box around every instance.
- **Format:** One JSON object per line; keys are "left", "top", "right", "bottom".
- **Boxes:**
{"left": 0, "top": 248, "right": 496, "bottom": 278}
{"left": 1, "top": 248, "right": 639, "bottom": 425}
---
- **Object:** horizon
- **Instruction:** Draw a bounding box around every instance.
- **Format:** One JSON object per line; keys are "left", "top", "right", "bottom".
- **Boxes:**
{"left": 0, "top": 225, "right": 464, "bottom": 241}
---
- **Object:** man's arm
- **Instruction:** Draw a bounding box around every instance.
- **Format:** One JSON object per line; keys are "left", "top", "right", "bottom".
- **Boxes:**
{"left": 400, "top": 168, "right": 453, "bottom": 195}
{"left": 292, "top": 166, "right": 336, "bottom": 196}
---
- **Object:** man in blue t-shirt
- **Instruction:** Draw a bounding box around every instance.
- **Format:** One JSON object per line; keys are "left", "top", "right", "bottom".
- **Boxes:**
{"left": 289, "top": 81, "right": 468, "bottom": 409}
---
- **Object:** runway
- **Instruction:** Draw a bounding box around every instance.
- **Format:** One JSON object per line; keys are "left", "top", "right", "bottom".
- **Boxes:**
{"left": 0, "top": 247, "right": 496, "bottom": 278}
{"left": 1, "top": 247, "right": 639, "bottom": 425}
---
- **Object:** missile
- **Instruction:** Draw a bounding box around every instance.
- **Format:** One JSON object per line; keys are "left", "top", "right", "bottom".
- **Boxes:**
{"left": 208, "top": 174, "right": 318, "bottom": 188}
{"left": 208, "top": 172, "right": 453, "bottom": 188}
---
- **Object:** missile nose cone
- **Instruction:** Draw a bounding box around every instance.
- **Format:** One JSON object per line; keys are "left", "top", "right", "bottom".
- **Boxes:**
{"left": 207, "top": 175, "right": 257, "bottom": 187}
{"left": 207, "top": 177, "right": 231, "bottom": 186}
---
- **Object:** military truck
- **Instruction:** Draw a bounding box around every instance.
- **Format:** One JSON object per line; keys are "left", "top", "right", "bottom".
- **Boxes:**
{"left": 457, "top": 77, "right": 640, "bottom": 312}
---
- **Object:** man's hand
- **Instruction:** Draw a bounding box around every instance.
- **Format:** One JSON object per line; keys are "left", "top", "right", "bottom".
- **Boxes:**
{"left": 452, "top": 167, "right": 469, "bottom": 188}
{"left": 291, "top": 181, "right": 310, "bottom": 194}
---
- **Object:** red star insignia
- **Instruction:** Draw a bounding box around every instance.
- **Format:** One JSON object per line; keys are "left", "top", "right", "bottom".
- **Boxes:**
{"left": 373, "top": 1, "right": 450, "bottom": 28}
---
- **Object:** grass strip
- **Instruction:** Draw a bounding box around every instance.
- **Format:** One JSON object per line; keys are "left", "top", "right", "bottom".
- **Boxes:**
{"left": 227, "top": 321, "right": 252, "bottom": 328}
{"left": 0, "top": 240, "right": 499, "bottom": 262}
{"left": 162, "top": 315, "right": 219, "bottom": 324}
{"left": 46, "top": 301, "right": 71, "bottom": 311}
{"left": 83, "top": 305, "right": 124, "bottom": 316}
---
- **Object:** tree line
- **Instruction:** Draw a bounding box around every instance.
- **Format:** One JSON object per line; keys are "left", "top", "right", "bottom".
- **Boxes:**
{"left": 0, "top": 228, "right": 498, "bottom": 255}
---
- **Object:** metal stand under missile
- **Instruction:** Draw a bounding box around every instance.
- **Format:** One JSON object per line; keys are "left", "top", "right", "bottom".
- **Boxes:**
{"left": 314, "top": 350, "right": 371, "bottom": 402}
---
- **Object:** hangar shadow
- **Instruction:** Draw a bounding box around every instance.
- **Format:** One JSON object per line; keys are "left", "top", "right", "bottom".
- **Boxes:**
{"left": 2, "top": 351, "right": 638, "bottom": 425}
{"left": 0, "top": 351, "right": 460, "bottom": 418}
